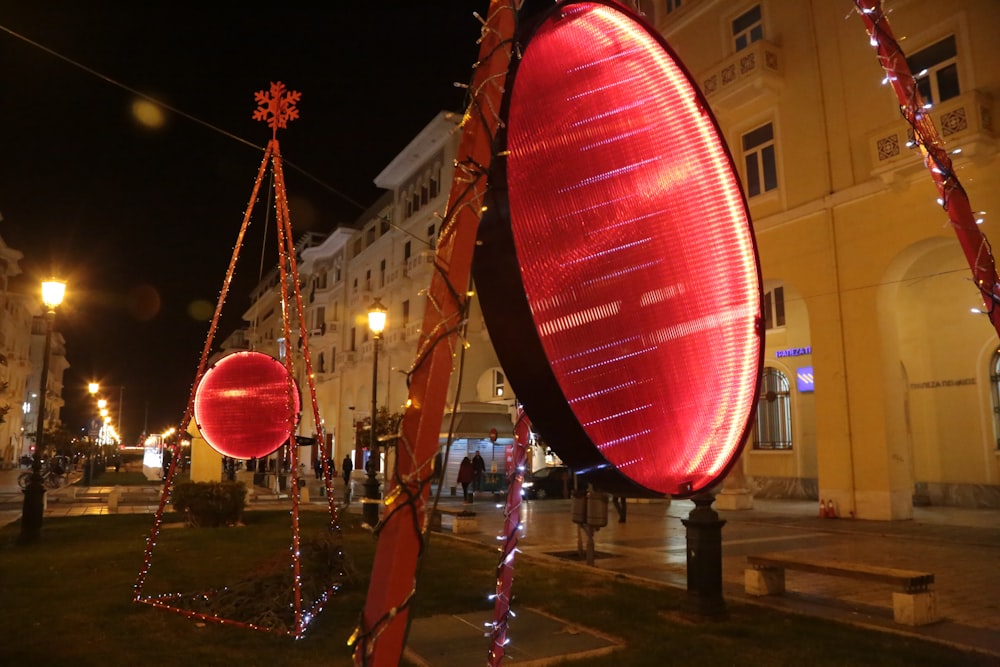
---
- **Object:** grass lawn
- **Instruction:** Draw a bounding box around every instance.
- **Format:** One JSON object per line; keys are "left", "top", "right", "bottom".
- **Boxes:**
{"left": 0, "top": 510, "right": 992, "bottom": 667}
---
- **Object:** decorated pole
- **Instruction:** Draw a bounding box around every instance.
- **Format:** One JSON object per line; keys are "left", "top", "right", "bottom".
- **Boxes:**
{"left": 854, "top": 0, "right": 1000, "bottom": 338}
{"left": 488, "top": 408, "right": 531, "bottom": 666}
{"left": 352, "top": 2, "right": 519, "bottom": 664}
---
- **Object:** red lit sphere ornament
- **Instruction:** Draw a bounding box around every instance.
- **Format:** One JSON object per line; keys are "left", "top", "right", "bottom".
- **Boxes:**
{"left": 193, "top": 351, "right": 301, "bottom": 460}
{"left": 474, "top": 1, "right": 763, "bottom": 498}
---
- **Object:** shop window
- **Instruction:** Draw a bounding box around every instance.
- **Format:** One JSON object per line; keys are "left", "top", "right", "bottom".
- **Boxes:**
{"left": 742, "top": 122, "right": 777, "bottom": 197}
{"left": 906, "top": 35, "right": 959, "bottom": 106}
{"left": 732, "top": 5, "right": 763, "bottom": 52}
{"left": 753, "top": 367, "right": 792, "bottom": 450}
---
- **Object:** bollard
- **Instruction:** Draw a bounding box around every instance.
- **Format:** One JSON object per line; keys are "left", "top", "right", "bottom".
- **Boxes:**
{"left": 681, "top": 491, "right": 728, "bottom": 618}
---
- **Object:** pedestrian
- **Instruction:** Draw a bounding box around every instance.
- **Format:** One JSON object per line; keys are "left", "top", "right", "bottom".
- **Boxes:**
{"left": 342, "top": 454, "right": 354, "bottom": 504}
{"left": 314, "top": 458, "right": 323, "bottom": 479}
{"left": 472, "top": 450, "right": 486, "bottom": 492}
{"left": 457, "top": 454, "right": 475, "bottom": 503}
{"left": 613, "top": 495, "right": 627, "bottom": 523}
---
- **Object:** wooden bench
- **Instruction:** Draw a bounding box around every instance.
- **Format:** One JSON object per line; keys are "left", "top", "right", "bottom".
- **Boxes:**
{"left": 745, "top": 552, "right": 938, "bottom": 626}
{"left": 429, "top": 507, "right": 478, "bottom": 534}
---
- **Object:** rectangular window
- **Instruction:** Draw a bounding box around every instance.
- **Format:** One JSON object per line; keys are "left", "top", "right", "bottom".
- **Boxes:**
{"left": 331, "top": 348, "right": 336, "bottom": 373}
{"left": 380, "top": 218, "right": 390, "bottom": 234}
{"left": 906, "top": 35, "right": 959, "bottom": 105}
{"left": 402, "top": 299, "right": 410, "bottom": 327}
{"left": 365, "top": 269, "right": 371, "bottom": 291}
{"left": 350, "top": 328, "right": 356, "bottom": 352}
{"left": 366, "top": 226, "right": 375, "bottom": 245}
{"left": 430, "top": 173, "right": 439, "bottom": 198}
{"left": 353, "top": 239, "right": 362, "bottom": 257}
{"left": 666, "top": 0, "right": 682, "bottom": 13}
{"left": 380, "top": 259, "right": 386, "bottom": 287}
{"left": 733, "top": 5, "right": 763, "bottom": 51}
{"left": 742, "top": 122, "right": 777, "bottom": 197}
{"left": 404, "top": 240, "right": 412, "bottom": 261}
{"left": 493, "top": 370, "right": 506, "bottom": 397}
{"left": 315, "top": 307, "right": 325, "bottom": 331}
{"left": 763, "top": 285, "right": 785, "bottom": 330}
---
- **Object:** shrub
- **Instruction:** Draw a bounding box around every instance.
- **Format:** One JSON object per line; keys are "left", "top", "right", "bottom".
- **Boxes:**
{"left": 170, "top": 481, "right": 247, "bottom": 527}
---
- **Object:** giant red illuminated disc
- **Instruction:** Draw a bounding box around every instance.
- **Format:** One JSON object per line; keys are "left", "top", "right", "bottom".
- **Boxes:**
{"left": 474, "top": 1, "right": 763, "bottom": 497}
{"left": 193, "top": 350, "right": 300, "bottom": 460}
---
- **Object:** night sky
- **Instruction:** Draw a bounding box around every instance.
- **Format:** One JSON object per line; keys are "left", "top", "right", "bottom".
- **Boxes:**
{"left": 0, "top": 2, "right": 487, "bottom": 442}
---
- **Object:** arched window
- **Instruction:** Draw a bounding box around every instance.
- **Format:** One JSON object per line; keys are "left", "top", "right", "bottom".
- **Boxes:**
{"left": 990, "top": 349, "right": 1000, "bottom": 450}
{"left": 753, "top": 367, "right": 792, "bottom": 450}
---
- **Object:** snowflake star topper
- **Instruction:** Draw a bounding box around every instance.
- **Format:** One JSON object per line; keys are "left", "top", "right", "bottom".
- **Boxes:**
{"left": 253, "top": 82, "right": 301, "bottom": 137}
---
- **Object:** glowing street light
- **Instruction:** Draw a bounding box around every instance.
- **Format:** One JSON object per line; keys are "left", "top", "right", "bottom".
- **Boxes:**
{"left": 19, "top": 279, "right": 65, "bottom": 544}
{"left": 362, "top": 297, "right": 387, "bottom": 526}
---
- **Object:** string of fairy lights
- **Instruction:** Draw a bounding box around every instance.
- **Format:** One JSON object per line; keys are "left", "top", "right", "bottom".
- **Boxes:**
{"left": 853, "top": 0, "right": 1000, "bottom": 340}
{"left": 132, "top": 83, "right": 346, "bottom": 639}
{"left": 487, "top": 408, "right": 531, "bottom": 665}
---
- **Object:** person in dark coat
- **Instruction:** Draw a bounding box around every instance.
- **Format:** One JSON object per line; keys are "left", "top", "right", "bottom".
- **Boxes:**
{"left": 342, "top": 455, "right": 354, "bottom": 504}
{"left": 472, "top": 451, "right": 486, "bottom": 491}
{"left": 457, "top": 455, "right": 475, "bottom": 503}
{"left": 314, "top": 458, "right": 323, "bottom": 479}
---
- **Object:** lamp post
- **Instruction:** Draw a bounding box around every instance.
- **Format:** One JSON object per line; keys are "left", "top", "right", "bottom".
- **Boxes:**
{"left": 362, "top": 297, "right": 387, "bottom": 526}
{"left": 19, "top": 279, "right": 65, "bottom": 544}
{"left": 85, "top": 383, "right": 100, "bottom": 485}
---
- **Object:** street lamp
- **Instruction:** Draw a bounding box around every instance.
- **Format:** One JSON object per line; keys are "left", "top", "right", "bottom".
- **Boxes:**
{"left": 362, "top": 297, "right": 387, "bottom": 526}
{"left": 19, "top": 278, "right": 65, "bottom": 544}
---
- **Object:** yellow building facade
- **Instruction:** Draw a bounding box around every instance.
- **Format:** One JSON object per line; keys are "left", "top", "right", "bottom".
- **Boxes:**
{"left": 642, "top": 0, "right": 1000, "bottom": 518}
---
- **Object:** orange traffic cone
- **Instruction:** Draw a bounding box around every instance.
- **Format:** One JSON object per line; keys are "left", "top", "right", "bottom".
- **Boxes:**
{"left": 819, "top": 499, "right": 827, "bottom": 518}
{"left": 826, "top": 499, "right": 837, "bottom": 518}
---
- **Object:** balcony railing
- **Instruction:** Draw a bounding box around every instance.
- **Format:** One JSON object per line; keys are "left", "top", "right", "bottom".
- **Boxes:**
{"left": 866, "top": 89, "right": 996, "bottom": 182}
{"left": 698, "top": 39, "right": 784, "bottom": 112}
{"left": 406, "top": 250, "right": 436, "bottom": 276}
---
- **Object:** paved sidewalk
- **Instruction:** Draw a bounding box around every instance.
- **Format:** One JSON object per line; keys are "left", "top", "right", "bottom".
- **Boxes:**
{"left": 434, "top": 494, "right": 1000, "bottom": 660}
{"left": 3, "top": 468, "right": 998, "bottom": 661}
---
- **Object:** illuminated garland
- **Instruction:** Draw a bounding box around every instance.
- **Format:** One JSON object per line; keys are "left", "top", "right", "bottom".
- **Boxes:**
{"left": 133, "top": 82, "right": 345, "bottom": 639}
{"left": 854, "top": 0, "right": 1000, "bottom": 338}
{"left": 351, "top": 2, "right": 522, "bottom": 664}
{"left": 487, "top": 407, "right": 530, "bottom": 666}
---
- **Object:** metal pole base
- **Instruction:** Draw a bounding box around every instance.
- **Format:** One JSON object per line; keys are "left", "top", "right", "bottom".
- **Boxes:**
{"left": 18, "top": 478, "right": 47, "bottom": 544}
{"left": 681, "top": 491, "right": 728, "bottom": 619}
{"left": 362, "top": 474, "right": 381, "bottom": 526}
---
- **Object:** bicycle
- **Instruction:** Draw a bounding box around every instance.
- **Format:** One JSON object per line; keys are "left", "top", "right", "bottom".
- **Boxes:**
{"left": 17, "top": 462, "right": 67, "bottom": 490}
